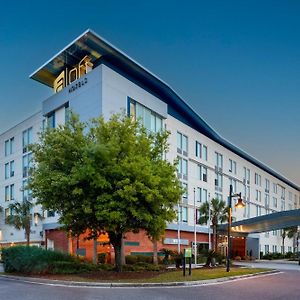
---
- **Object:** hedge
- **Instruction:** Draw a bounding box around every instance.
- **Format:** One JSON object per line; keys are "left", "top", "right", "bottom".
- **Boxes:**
{"left": 2, "top": 246, "right": 81, "bottom": 274}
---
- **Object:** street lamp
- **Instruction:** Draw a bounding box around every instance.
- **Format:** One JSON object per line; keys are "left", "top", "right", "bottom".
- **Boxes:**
{"left": 227, "top": 184, "right": 245, "bottom": 272}
{"left": 193, "top": 187, "right": 197, "bottom": 266}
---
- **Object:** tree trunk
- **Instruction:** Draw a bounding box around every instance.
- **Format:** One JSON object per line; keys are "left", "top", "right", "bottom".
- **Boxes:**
{"left": 282, "top": 237, "right": 285, "bottom": 255}
{"left": 153, "top": 239, "right": 158, "bottom": 265}
{"left": 109, "top": 231, "right": 123, "bottom": 272}
{"left": 25, "top": 231, "right": 30, "bottom": 247}
{"left": 93, "top": 238, "right": 98, "bottom": 264}
{"left": 213, "top": 225, "right": 217, "bottom": 252}
{"left": 121, "top": 235, "right": 126, "bottom": 265}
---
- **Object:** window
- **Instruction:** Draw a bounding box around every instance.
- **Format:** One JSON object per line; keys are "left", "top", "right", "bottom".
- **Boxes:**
{"left": 129, "top": 99, "right": 163, "bottom": 133}
{"left": 10, "top": 184, "right": 15, "bottom": 201}
{"left": 229, "top": 159, "right": 237, "bottom": 174}
{"left": 215, "top": 152, "right": 223, "bottom": 169}
{"left": 5, "top": 163, "right": 9, "bottom": 179}
{"left": 5, "top": 161, "right": 14, "bottom": 179}
{"left": 202, "top": 145, "right": 207, "bottom": 161}
{"left": 23, "top": 153, "right": 32, "bottom": 178}
{"left": 273, "top": 197, "right": 278, "bottom": 208}
{"left": 47, "top": 112, "right": 55, "bottom": 129}
{"left": 215, "top": 193, "right": 223, "bottom": 200}
{"left": 195, "top": 141, "right": 201, "bottom": 158}
{"left": 229, "top": 178, "right": 237, "bottom": 193}
{"left": 5, "top": 208, "right": 11, "bottom": 219}
{"left": 273, "top": 183, "right": 277, "bottom": 194}
{"left": 179, "top": 206, "right": 188, "bottom": 222}
{"left": 182, "top": 183, "right": 188, "bottom": 199}
{"left": 281, "top": 200, "right": 285, "bottom": 211}
{"left": 289, "top": 192, "right": 293, "bottom": 201}
{"left": 196, "top": 187, "right": 208, "bottom": 203}
{"left": 5, "top": 186, "right": 9, "bottom": 201}
{"left": 22, "top": 127, "right": 33, "bottom": 153}
{"left": 23, "top": 179, "right": 32, "bottom": 201}
{"left": 256, "top": 205, "right": 261, "bottom": 216}
{"left": 255, "top": 190, "right": 262, "bottom": 202}
{"left": 177, "top": 132, "right": 188, "bottom": 155}
{"left": 195, "top": 141, "right": 208, "bottom": 160}
{"left": 177, "top": 157, "right": 188, "bottom": 179}
{"left": 215, "top": 173, "right": 223, "bottom": 191}
{"left": 5, "top": 137, "right": 14, "bottom": 156}
{"left": 265, "top": 179, "right": 270, "bottom": 193}
{"left": 265, "top": 194, "right": 270, "bottom": 208}
{"left": 197, "top": 165, "right": 207, "bottom": 182}
{"left": 255, "top": 173, "right": 261, "bottom": 186}
{"left": 10, "top": 161, "right": 14, "bottom": 177}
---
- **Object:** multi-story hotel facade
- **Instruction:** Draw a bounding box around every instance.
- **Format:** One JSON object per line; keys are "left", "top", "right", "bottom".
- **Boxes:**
{"left": 0, "top": 30, "right": 299, "bottom": 260}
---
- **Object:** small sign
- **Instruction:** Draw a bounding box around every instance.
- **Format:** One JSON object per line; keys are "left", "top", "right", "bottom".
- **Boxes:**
{"left": 184, "top": 248, "right": 192, "bottom": 258}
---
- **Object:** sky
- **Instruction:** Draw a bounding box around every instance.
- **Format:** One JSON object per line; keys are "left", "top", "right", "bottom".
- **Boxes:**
{"left": 0, "top": 0, "right": 299, "bottom": 185}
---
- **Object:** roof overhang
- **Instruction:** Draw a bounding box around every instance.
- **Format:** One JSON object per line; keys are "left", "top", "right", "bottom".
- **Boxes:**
{"left": 219, "top": 209, "right": 300, "bottom": 234}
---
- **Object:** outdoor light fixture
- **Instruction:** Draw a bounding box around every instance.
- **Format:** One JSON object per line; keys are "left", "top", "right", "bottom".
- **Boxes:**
{"left": 234, "top": 198, "right": 246, "bottom": 209}
{"left": 227, "top": 185, "right": 245, "bottom": 272}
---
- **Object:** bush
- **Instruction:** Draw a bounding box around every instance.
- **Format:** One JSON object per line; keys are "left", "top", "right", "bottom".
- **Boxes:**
{"left": 125, "top": 255, "right": 138, "bottom": 265}
{"left": 1, "top": 246, "right": 96, "bottom": 274}
{"left": 97, "top": 253, "right": 106, "bottom": 264}
{"left": 234, "top": 256, "right": 241, "bottom": 261}
{"left": 97, "top": 263, "right": 115, "bottom": 271}
{"left": 122, "top": 262, "right": 162, "bottom": 272}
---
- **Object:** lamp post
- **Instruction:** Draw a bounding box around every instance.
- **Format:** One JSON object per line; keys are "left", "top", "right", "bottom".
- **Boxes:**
{"left": 208, "top": 193, "right": 211, "bottom": 250}
{"left": 227, "top": 184, "right": 245, "bottom": 272}
{"left": 193, "top": 188, "right": 197, "bottom": 266}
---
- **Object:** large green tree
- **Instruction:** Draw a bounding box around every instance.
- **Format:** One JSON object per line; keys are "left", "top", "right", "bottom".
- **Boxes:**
{"left": 198, "top": 198, "right": 228, "bottom": 252}
{"left": 29, "top": 112, "right": 182, "bottom": 271}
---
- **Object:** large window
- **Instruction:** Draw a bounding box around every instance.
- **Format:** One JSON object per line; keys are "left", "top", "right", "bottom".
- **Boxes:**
{"left": 177, "top": 132, "right": 188, "bottom": 155}
{"left": 195, "top": 141, "right": 208, "bottom": 160}
{"left": 177, "top": 157, "right": 188, "bottom": 180}
{"left": 5, "top": 137, "right": 14, "bottom": 156}
{"left": 5, "top": 161, "right": 14, "bottom": 179}
{"left": 22, "top": 127, "right": 33, "bottom": 153}
{"left": 23, "top": 153, "right": 33, "bottom": 178}
{"left": 196, "top": 164, "right": 207, "bottom": 182}
{"left": 129, "top": 99, "right": 163, "bottom": 133}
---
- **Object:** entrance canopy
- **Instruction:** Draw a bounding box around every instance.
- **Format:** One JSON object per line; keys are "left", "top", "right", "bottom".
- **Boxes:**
{"left": 219, "top": 209, "right": 300, "bottom": 234}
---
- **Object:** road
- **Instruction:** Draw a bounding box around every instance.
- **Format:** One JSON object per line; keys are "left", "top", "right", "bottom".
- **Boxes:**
{"left": 0, "top": 270, "right": 300, "bottom": 300}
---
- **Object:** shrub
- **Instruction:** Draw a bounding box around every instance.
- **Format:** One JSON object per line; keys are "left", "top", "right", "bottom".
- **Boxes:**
{"left": 122, "top": 262, "right": 162, "bottom": 272}
{"left": 135, "top": 255, "right": 153, "bottom": 264}
{"left": 2, "top": 246, "right": 76, "bottom": 274}
{"left": 234, "top": 256, "right": 241, "bottom": 261}
{"left": 125, "top": 255, "right": 138, "bottom": 265}
{"left": 51, "top": 261, "right": 98, "bottom": 274}
{"left": 97, "top": 253, "right": 106, "bottom": 264}
{"left": 97, "top": 263, "right": 115, "bottom": 271}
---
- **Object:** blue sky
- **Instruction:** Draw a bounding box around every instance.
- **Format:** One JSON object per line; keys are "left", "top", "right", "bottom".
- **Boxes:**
{"left": 1, "top": 0, "right": 299, "bottom": 185}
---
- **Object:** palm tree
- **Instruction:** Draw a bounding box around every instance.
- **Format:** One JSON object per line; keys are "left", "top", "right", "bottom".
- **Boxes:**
{"left": 281, "top": 227, "right": 297, "bottom": 255}
{"left": 198, "top": 198, "right": 228, "bottom": 252}
{"left": 5, "top": 200, "right": 43, "bottom": 246}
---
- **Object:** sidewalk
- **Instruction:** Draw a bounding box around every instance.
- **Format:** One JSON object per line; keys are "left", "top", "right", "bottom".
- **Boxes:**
{"left": 235, "top": 260, "right": 300, "bottom": 271}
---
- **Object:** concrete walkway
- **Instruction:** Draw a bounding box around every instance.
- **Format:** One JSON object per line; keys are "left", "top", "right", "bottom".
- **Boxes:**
{"left": 235, "top": 259, "right": 300, "bottom": 271}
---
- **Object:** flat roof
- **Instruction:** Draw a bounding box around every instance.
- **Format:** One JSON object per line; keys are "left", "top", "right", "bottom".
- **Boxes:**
{"left": 219, "top": 209, "right": 300, "bottom": 234}
{"left": 30, "top": 29, "right": 300, "bottom": 191}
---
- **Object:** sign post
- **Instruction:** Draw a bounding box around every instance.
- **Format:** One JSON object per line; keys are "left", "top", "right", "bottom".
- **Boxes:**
{"left": 183, "top": 248, "right": 192, "bottom": 276}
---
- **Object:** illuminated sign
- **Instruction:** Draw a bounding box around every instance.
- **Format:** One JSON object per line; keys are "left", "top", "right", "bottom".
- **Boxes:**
{"left": 53, "top": 56, "right": 93, "bottom": 93}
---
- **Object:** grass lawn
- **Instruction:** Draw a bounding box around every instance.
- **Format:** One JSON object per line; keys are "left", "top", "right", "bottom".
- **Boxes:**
{"left": 140, "top": 267, "right": 270, "bottom": 283}
{"left": 12, "top": 267, "right": 270, "bottom": 283}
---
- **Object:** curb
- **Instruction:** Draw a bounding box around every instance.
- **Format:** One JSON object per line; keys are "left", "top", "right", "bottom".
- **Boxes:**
{"left": 0, "top": 270, "right": 279, "bottom": 288}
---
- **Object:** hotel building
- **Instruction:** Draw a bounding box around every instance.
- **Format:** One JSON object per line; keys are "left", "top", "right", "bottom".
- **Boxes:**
{"left": 0, "top": 30, "right": 299, "bottom": 260}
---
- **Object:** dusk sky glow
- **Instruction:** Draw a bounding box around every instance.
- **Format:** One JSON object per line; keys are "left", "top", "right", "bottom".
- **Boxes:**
{"left": 0, "top": 0, "right": 299, "bottom": 185}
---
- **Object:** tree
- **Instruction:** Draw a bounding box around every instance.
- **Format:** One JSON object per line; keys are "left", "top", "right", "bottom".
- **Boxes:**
{"left": 281, "top": 226, "right": 298, "bottom": 255}
{"left": 198, "top": 198, "right": 228, "bottom": 252}
{"left": 29, "top": 112, "right": 182, "bottom": 271}
{"left": 5, "top": 200, "right": 43, "bottom": 246}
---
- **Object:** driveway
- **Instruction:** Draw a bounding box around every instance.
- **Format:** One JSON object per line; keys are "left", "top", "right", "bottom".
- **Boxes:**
{"left": 235, "top": 259, "right": 300, "bottom": 271}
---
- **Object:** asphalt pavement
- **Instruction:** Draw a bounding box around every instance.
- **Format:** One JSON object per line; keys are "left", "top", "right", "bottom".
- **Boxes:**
{"left": 0, "top": 270, "right": 299, "bottom": 300}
